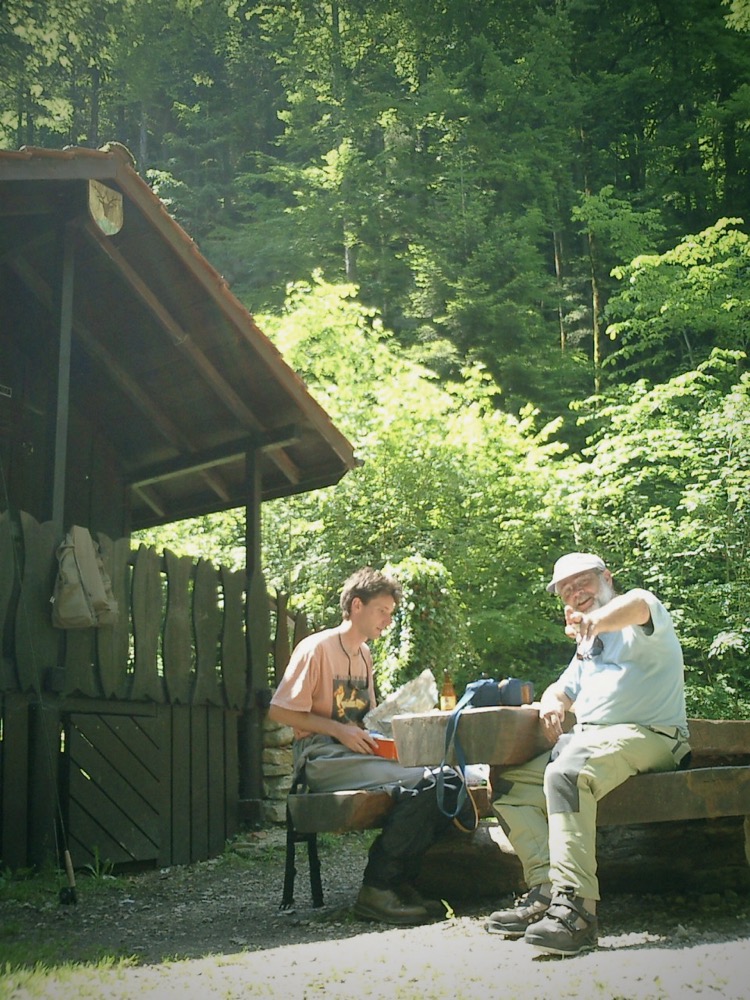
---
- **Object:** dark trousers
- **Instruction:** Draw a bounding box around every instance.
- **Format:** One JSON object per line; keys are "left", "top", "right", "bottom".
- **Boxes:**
{"left": 294, "top": 736, "right": 465, "bottom": 890}
{"left": 362, "top": 770, "right": 462, "bottom": 889}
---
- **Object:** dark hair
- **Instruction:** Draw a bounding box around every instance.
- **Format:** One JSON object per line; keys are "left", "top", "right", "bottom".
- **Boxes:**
{"left": 339, "top": 567, "right": 402, "bottom": 619}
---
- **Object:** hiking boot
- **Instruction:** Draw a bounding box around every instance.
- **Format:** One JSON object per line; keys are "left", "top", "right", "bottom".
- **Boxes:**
{"left": 397, "top": 884, "right": 447, "bottom": 920}
{"left": 524, "top": 890, "right": 598, "bottom": 956}
{"left": 353, "top": 885, "right": 429, "bottom": 925}
{"left": 484, "top": 884, "right": 551, "bottom": 937}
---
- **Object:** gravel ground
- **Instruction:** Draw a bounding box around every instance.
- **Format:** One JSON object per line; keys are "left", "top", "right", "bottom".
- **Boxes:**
{"left": 2, "top": 827, "right": 750, "bottom": 999}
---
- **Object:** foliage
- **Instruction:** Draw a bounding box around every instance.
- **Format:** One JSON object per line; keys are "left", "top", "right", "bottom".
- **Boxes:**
{"left": 82, "top": 847, "right": 116, "bottom": 882}
{"left": 255, "top": 278, "right": 577, "bottom": 692}
{"left": 375, "top": 554, "right": 476, "bottom": 696}
{"left": 568, "top": 348, "right": 750, "bottom": 714}
{"left": 32, "top": 2, "right": 749, "bottom": 710}
{"left": 605, "top": 219, "right": 750, "bottom": 383}
{"left": 136, "top": 509, "right": 246, "bottom": 569}
{"left": 5, "top": 1, "right": 750, "bottom": 432}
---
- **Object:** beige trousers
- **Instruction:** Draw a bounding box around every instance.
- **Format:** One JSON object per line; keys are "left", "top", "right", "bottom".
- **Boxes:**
{"left": 491, "top": 723, "right": 681, "bottom": 900}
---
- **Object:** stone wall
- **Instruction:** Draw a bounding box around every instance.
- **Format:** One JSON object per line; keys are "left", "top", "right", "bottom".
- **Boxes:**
{"left": 261, "top": 715, "right": 295, "bottom": 824}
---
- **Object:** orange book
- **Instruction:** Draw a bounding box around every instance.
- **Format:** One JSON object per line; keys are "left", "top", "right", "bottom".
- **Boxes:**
{"left": 371, "top": 735, "right": 399, "bottom": 760}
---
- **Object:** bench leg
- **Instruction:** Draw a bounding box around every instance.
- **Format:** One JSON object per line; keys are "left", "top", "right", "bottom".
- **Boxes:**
{"left": 281, "top": 812, "right": 298, "bottom": 910}
{"left": 307, "top": 834, "right": 324, "bottom": 908}
{"left": 281, "top": 808, "right": 325, "bottom": 909}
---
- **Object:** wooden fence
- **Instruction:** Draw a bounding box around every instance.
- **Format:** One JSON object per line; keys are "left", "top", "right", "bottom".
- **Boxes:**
{"left": 0, "top": 510, "right": 307, "bottom": 872}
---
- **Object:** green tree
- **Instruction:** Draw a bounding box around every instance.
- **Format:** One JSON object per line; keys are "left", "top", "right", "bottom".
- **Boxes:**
{"left": 604, "top": 218, "right": 750, "bottom": 383}
{"left": 255, "top": 277, "right": 578, "bottom": 690}
{"left": 376, "top": 555, "right": 474, "bottom": 695}
{"left": 567, "top": 349, "right": 750, "bottom": 716}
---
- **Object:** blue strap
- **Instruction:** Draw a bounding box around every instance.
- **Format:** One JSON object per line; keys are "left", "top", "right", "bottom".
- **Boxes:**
{"left": 435, "top": 688, "right": 474, "bottom": 818}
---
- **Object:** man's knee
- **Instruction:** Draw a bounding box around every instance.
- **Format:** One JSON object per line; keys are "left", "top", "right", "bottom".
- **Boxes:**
{"left": 544, "top": 743, "right": 594, "bottom": 814}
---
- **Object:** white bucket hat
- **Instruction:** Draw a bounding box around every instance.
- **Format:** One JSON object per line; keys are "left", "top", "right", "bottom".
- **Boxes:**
{"left": 546, "top": 552, "right": 606, "bottom": 594}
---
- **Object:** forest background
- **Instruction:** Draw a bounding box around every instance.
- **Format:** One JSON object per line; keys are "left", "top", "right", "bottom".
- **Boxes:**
{"left": 3, "top": 0, "right": 750, "bottom": 715}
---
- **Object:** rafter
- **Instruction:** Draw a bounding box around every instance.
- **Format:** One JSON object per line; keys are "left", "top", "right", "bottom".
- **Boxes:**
{"left": 83, "top": 220, "right": 302, "bottom": 487}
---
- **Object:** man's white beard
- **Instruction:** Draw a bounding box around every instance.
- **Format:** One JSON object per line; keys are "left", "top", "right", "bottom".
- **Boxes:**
{"left": 592, "top": 576, "right": 616, "bottom": 609}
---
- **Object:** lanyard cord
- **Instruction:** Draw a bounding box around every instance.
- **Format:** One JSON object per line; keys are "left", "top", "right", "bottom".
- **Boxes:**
{"left": 337, "top": 631, "right": 364, "bottom": 681}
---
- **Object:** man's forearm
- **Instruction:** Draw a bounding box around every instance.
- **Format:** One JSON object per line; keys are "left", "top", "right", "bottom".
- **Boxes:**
{"left": 590, "top": 589, "right": 651, "bottom": 632}
{"left": 268, "top": 703, "right": 344, "bottom": 737}
{"left": 267, "top": 703, "right": 378, "bottom": 754}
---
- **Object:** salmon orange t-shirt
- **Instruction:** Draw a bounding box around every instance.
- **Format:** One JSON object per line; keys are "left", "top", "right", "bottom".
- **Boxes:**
{"left": 270, "top": 627, "right": 377, "bottom": 740}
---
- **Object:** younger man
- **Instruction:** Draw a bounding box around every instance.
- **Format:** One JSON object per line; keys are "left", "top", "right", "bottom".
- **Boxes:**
{"left": 269, "top": 567, "right": 475, "bottom": 925}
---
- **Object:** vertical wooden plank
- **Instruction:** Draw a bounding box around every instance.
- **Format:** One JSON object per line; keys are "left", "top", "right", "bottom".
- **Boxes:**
{"left": 27, "top": 699, "right": 61, "bottom": 869}
{"left": 15, "top": 513, "right": 59, "bottom": 694}
{"left": 156, "top": 704, "right": 173, "bottom": 869}
{"left": 0, "top": 510, "right": 20, "bottom": 691}
{"left": 63, "top": 629, "right": 99, "bottom": 697}
{"left": 207, "top": 706, "right": 226, "bottom": 856}
{"left": 96, "top": 534, "right": 131, "bottom": 698}
{"left": 192, "top": 559, "right": 222, "bottom": 707}
{"left": 1, "top": 692, "right": 31, "bottom": 870}
{"left": 190, "top": 705, "right": 209, "bottom": 862}
{"left": 163, "top": 550, "right": 193, "bottom": 704}
{"left": 272, "top": 591, "right": 290, "bottom": 686}
{"left": 224, "top": 709, "right": 239, "bottom": 843}
{"left": 130, "top": 545, "right": 163, "bottom": 702}
{"left": 51, "top": 223, "right": 75, "bottom": 536}
{"left": 220, "top": 566, "right": 246, "bottom": 710}
{"left": 239, "top": 450, "right": 269, "bottom": 810}
{"left": 170, "top": 704, "right": 191, "bottom": 866}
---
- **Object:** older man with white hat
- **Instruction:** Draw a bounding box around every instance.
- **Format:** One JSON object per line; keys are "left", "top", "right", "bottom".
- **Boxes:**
{"left": 484, "top": 552, "right": 690, "bottom": 956}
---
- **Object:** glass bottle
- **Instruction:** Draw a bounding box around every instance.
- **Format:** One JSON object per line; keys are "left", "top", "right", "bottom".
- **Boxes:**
{"left": 439, "top": 671, "right": 457, "bottom": 711}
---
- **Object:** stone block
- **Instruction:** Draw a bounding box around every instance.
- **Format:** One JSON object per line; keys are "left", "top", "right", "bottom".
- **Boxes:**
{"left": 264, "top": 774, "right": 292, "bottom": 800}
{"left": 261, "top": 799, "right": 288, "bottom": 825}
{"left": 264, "top": 724, "right": 294, "bottom": 748}
{"left": 263, "top": 746, "right": 293, "bottom": 768}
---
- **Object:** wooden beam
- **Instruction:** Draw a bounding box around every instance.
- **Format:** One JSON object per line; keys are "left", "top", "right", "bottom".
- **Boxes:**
{"left": 393, "top": 706, "right": 557, "bottom": 768}
{"left": 238, "top": 449, "right": 269, "bottom": 813}
{"left": 597, "top": 766, "right": 750, "bottom": 825}
{"left": 687, "top": 719, "right": 750, "bottom": 757}
{"left": 132, "top": 483, "right": 167, "bottom": 519}
{"left": 289, "top": 790, "right": 394, "bottom": 833}
{"left": 128, "top": 426, "right": 301, "bottom": 489}
{"left": 51, "top": 224, "right": 75, "bottom": 533}
{"left": 0, "top": 190, "right": 60, "bottom": 216}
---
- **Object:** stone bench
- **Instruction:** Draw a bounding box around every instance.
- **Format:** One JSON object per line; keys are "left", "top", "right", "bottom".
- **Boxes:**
{"left": 281, "top": 715, "right": 750, "bottom": 909}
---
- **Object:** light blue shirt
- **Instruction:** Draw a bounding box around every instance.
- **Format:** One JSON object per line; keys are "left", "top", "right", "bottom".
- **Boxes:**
{"left": 558, "top": 589, "right": 688, "bottom": 737}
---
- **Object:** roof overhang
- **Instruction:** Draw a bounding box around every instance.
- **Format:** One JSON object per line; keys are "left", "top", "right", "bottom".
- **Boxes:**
{"left": 0, "top": 145, "right": 358, "bottom": 528}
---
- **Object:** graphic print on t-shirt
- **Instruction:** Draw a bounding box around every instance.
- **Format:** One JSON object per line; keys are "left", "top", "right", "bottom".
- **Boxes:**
{"left": 332, "top": 675, "right": 371, "bottom": 725}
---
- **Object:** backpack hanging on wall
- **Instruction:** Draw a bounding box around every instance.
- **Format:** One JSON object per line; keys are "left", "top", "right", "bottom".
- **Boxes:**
{"left": 51, "top": 525, "right": 119, "bottom": 628}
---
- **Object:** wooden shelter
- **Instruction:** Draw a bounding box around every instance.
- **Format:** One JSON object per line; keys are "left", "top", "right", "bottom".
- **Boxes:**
{"left": 0, "top": 145, "right": 357, "bottom": 872}
{"left": 0, "top": 144, "right": 356, "bottom": 530}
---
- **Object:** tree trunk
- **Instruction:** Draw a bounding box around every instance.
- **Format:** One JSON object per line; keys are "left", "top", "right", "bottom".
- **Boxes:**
{"left": 416, "top": 817, "right": 750, "bottom": 900}
{"left": 139, "top": 105, "right": 148, "bottom": 176}
{"left": 90, "top": 66, "right": 101, "bottom": 148}
{"left": 587, "top": 227, "right": 602, "bottom": 395}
